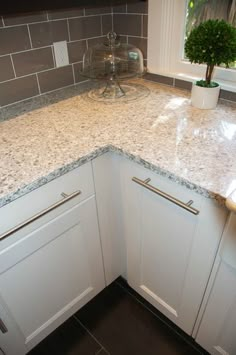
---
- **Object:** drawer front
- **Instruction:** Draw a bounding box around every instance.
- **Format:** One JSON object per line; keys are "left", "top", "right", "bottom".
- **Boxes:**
{"left": 0, "top": 161, "right": 94, "bottom": 247}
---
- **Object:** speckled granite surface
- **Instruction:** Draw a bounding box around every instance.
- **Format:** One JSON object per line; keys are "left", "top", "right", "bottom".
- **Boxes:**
{"left": 0, "top": 79, "right": 236, "bottom": 208}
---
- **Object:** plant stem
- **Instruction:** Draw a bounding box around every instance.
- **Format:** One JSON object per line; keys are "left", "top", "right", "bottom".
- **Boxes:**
{"left": 205, "top": 64, "right": 215, "bottom": 85}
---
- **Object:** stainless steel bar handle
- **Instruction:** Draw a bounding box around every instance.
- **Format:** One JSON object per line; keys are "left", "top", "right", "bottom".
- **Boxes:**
{"left": 132, "top": 177, "right": 199, "bottom": 215}
{"left": 0, "top": 190, "right": 81, "bottom": 241}
{"left": 0, "top": 318, "right": 8, "bottom": 334}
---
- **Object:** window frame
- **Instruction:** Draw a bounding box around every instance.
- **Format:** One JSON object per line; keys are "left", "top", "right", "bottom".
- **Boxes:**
{"left": 147, "top": 0, "right": 236, "bottom": 92}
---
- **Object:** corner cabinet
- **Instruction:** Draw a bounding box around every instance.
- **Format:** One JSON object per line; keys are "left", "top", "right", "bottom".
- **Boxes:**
{"left": 196, "top": 212, "right": 236, "bottom": 355}
{"left": 118, "top": 158, "right": 228, "bottom": 335}
{"left": 0, "top": 162, "right": 105, "bottom": 355}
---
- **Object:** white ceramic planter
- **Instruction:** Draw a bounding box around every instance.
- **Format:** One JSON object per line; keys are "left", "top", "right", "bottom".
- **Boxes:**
{"left": 191, "top": 83, "right": 220, "bottom": 109}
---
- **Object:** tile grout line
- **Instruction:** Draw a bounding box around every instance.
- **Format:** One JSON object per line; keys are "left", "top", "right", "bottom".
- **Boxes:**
{"left": 73, "top": 315, "right": 111, "bottom": 355}
{"left": 9, "top": 54, "right": 17, "bottom": 78}
{"left": 115, "top": 280, "right": 204, "bottom": 354}
{"left": 67, "top": 19, "right": 71, "bottom": 42}
{"left": 27, "top": 24, "right": 33, "bottom": 49}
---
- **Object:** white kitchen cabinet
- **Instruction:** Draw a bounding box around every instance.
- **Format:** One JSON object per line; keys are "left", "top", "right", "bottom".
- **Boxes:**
{"left": 92, "top": 152, "right": 127, "bottom": 284}
{"left": 0, "top": 298, "right": 26, "bottom": 355}
{"left": 119, "top": 158, "right": 228, "bottom": 335}
{"left": 0, "top": 162, "right": 105, "bottom": 354}
{"left": 196, "top": 213, "right": 236, "bottom": 355}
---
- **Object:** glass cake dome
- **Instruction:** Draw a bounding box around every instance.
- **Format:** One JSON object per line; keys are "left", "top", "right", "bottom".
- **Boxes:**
{"left": 81, "top": 32, "right": 147, "bottom": 101}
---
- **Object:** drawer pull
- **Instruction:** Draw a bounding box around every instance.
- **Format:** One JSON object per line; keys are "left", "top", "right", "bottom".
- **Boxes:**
{"left": 0, "top": 318, "right": 8, "bottom": 334}
{"left": 132, "top": 177, "right": 199, "bottom": 215}
{"left": 0, "top": 190, "right": 81, "bottom": 241}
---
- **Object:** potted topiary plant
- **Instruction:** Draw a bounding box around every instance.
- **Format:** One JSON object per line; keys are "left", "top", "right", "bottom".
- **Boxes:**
{"left": 185, "top": 19, "right": 236, "bottom": 109}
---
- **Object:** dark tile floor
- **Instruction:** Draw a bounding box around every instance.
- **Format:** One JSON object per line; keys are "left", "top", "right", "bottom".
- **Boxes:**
{"left": 29, "top": 278, "right": 209, "bottom": 355}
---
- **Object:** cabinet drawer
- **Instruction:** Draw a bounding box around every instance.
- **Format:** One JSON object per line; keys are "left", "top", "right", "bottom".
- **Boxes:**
{"left": 0, "top": 161, "right": 94, "bottom": 246}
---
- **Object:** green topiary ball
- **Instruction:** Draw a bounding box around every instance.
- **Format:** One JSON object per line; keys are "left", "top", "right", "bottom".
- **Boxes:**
{"left": 185, "top": 19, "right": 236, "bottom": 86}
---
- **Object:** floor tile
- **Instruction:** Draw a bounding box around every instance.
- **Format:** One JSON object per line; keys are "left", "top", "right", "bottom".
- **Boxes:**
{"left": 115, "top": 278, "right": 208, "bottom": 354}
{"left": 28, "top": 316, "right": 101, "bottom": 355}
{"left": 76, "top": 283, "right": 202, "bottom": 355}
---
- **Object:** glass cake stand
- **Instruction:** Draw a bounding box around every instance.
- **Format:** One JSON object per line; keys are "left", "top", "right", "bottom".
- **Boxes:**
{"left": 80, "top": 32, "right": 149, "bottom": 102}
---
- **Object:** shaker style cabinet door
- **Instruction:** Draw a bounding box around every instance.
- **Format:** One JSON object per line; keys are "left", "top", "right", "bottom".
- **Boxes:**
{"left": 0, "top": 195, "right": 105, "bottom": 354}
{"left": 120, "top": 158, "right": 227, "bottom": 335}
{"left": 0, "top": 299, "right": 26, "bottom": 355}
{"left": 196, "top": 213, "right": 236, "bottom": 355}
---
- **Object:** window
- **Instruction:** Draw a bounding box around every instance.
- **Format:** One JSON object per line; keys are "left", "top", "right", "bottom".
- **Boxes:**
{"left": 147, "top": 0, "right": 236, "bottom": 91}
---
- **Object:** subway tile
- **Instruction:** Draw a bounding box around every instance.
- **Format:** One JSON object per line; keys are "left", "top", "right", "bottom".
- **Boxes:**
{"left": 0, "top": 26, "right": 31, "bottom": 55}
{"left": 68, "top": 40, "right": 87, "bottom": 63}
{"left": 220, "top": 89, "right": 236, "bottom": 102}
{"left": 69, "top": 16, "right": 101, "bottom": 41}
{"left": 48, "top": 8, "right": 84, "bottom": 20}
{"left": 12, "top": 47, "right": 54, "bottom": 76}
{"left": 38, "top": 65, "right": 74, "bottom": 93}
{"left": 29, "top": 20, "right": 69, "bottom": 48}
{"left": 73, "top": 62, "right": 87, "bottom": 83}
{"left": 87, "top": 36, "right": 106, "bottom": 48}
{"left": 174, "top": 79, "right": 192, "bottom": 91}
{"left": 85, "top": 6, "right": 111, "bottom": 15}
{"left": 102, "top": 14, "right": 113, "bottom": 35}
{"left": 3, "top": 12, "right": 47, "bottom": 26}
{"left": 0, "top": 75, "right": 39, "bottom": 106}
{"left": 128, "top": 36, "right": 147, "bottom": 59}
{"left": 113, "top": 14, "right": 142, "bottom": 36}
{"left": 0, "top": 55, "right": 15, "bottom": 82}
{"left": 127, "top": 1, "right": 148, "bottom": 14}
{"left": 143, "top": 15, "right": 148, "bottom": 37}
{"left": 118, "top": 35, "right": 128, "bottom": 44}
{"left": 112, "top": 4, "right": 127, "bottom": 13}
{"left": 144, "top": 73, "right": 174, "bottom": 86}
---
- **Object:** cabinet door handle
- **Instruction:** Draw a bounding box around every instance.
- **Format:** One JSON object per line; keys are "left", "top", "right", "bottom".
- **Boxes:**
{"left": 0, "top": 190, "right": 81, "bottom": 241}
{"left": 132, "top": 177, "right": 199, "bottom": 215}
{"left": 0, "top": 318, "right": 8, "bottom": 334}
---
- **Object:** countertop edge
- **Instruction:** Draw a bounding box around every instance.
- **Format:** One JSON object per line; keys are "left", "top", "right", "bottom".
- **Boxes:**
{"left": 0, "top": 145, "right": 226, "bottom": 209}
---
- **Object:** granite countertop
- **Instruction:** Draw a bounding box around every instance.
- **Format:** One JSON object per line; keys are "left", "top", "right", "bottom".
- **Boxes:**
{"left": 0, "top": 78, "right": 236, "bottom": 208}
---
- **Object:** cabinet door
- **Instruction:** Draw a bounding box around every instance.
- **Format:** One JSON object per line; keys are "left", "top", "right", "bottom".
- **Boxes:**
{"left": 0, "top": 196, "right": 105, "bottom": 353}
{"left": 196, "top": 213, "right": 236, "bottom": 355}
{"left": 0, "top": 299, "right": 26, "bottom": 355}
{"left": 121, "top": 159, "right": 227, "bottom": 335}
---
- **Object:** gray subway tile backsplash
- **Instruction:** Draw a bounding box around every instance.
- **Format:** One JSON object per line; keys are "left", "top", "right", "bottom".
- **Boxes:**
{"left": 144, "top": 73, "right": 174, "bottom": 86}
{"left": 3, "top": 12, "right": 47, "bottom": 26}
{"left": 29, "top": 20, "right": 69, "bottom": 48}
{"left": 0, "top": 26, "right": 31, "bottom": 55}
{"left": 112, "top": 5, "right": 127, "bottom": 13}
{"left": 1, "top": 1, "right": 235, "bottom": 108}
{"left": 12, "top": 47, "right": 54, "bottom": 76}
{"left": 67, "top": 40, "right": 87, "bottom": 64}
{"left": 69, "top": 16, "right": 101, "bottom": 41}
{"left": 0, "top": 75, "right": 39, "bottom": 106}
{"left": 174, "top": 79, "right": 192, "bottom": 91}
{"left": 48, "top": 8, "right": 84, "bottom": 20}
{"left": 85, "top": 6, "right": 111, "bottom": 16}
{"left": 0, "top": 55, "right": 15, "bottom": 82}
{"left": 0, "top": 2, "right": 147, "bottom": 107}
{"left": 143, "top": 14, "right": 148, "bottom": 37}
{"left": 127, "top": 2, "right": 148, "bottom": 13}
{"left": 128, "top": 36, "right": 147, "bottom": 59}
{"left": 220, "top": 90, "right": 236, "bottom": 102}
{"left": 73, "top": 62, "right": 87, "bottom": 83}
{"left": 102, "top": 14, "right": 113, "bottom": 35}
{"left": 38, "top": 65, "right": 74, "bottom": 93}
{"left": 113, "top": 14, "right": 142, "bottom": 36}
